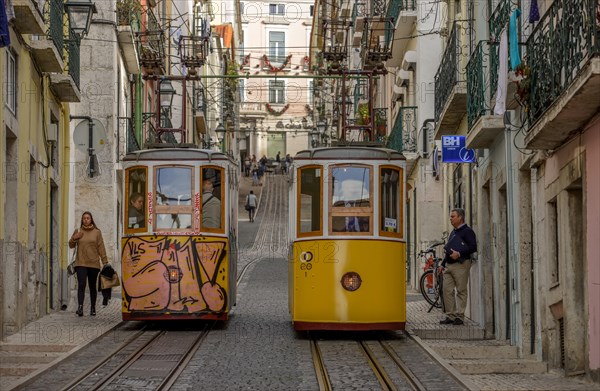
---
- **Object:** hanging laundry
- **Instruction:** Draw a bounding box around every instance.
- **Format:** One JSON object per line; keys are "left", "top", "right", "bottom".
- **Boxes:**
{"left": 0, "top": 0, "right": 10, "bottom": 47}
{"left": 509, "top": 9, "right": 522, "bottom": 70}
{"left": 494, "top": 28, "right": 508, "bottom": 116}
{"left": 529, "top": 0, "right": 540, "bottom": 23}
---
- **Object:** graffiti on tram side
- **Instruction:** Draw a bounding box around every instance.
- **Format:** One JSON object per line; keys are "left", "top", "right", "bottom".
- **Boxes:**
{"left": 121, "top": 236, "right": 228, "bottom": 313}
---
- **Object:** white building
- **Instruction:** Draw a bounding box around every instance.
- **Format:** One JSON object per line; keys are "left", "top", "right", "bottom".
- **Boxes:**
{"left": 239, "top": 0, "right": 315, "bottom": 160}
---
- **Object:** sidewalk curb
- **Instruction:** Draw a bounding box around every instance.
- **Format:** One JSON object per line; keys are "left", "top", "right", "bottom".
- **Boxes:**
{"left": 407, "top": 331, "right": 481, "bottom": 391}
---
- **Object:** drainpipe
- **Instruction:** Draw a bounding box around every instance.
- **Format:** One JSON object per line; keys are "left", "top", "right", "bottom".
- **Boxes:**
{"left": 531, "top": 166, "right": 541, "bottom": 358}
{"left": 504, "top": 112, "right": 520, "bottom": 346}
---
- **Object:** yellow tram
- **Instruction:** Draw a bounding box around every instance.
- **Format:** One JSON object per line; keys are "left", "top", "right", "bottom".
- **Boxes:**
{"left": 121, "top": 148, "right": 238, "bottom": 321}
{"left": 288, "top": 147, "right": 406, "bottom": 330}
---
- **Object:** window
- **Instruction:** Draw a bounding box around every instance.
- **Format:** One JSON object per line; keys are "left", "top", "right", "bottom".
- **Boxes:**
{"left": 269, "top": 31, "right": 285, "bottom": 63}
{"left": 269, "top": 80, "right": 285, "bottom": 104}
{"left": 309, "top": 5, "right": 314, "bottom": 16}
{"left": 201, "top": 167, "right": 223, "bottom": 231}
{"left": 297, "top": 166, "right": 322, "bottom": 235}
{"left": 154, "top": 166, "right": 193, "bottom": 231}
{"left": 380, "top": 167, "right": 403, "bottom": 237}
{"left": 269, "top": 3, "right": 285, "bottom": 15}
{"left": 240, "top": 1, "right": 244, "bottom": 14}
{"left": 329, "top": 165, "right": 372, "bottom": 234}
{"left": 126, "top": 167, "right": 148, "bottom": 232}
{"left": 5, "top": 50, "right": 17, "bottom": 113}
{"left": 308, "top": 81, "right": 314, "bottom": 105}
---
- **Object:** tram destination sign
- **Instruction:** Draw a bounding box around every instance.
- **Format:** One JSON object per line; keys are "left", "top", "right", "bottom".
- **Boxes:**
{"left": 441, "top": 135, "right": 476, "bottom": 163}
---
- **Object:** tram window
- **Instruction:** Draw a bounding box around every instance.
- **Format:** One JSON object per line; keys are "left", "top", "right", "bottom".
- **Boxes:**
{"left": 330, "top": 165, "right": 372, "bottom": 235}
{"left": 298, "top": 166, "right": 322, "bottom": 235}
{"left": 380, "top": 167, "right": 402, "bottom": 236}
{"left": 331, "top": 166, "right": 371, "bottom": 207}
{"left": 125, "top": 167, "right": 147, "bottom": 231}
{"left": 156, "top": 167, "right": 192, "bottom": 205}
{"left": 155, "top": 214, "right": 192, "bottom": 229}
{"left": 201, "top": 167, "right": 223, "bottom": 230}
{"left": 154, "top": 166, "right": 193, "bottom": 231}
{"left": 331, "top": 216, "right": 370, "bottom": 232}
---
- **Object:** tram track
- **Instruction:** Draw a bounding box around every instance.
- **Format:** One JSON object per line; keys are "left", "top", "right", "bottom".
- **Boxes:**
{"left": 61, "top": 325, "right": 212, "bottom": 391}
{"left": 310, "top": 337, "right": 428, "bottom": 391}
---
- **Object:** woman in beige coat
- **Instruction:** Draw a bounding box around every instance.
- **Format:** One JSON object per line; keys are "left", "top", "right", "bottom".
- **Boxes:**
{"left": 69, "top": 211, "right": 109, "bottom": 316}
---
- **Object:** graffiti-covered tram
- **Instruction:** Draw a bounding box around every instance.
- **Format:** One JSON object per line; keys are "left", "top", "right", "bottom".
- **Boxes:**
{"left": 288, "top": 147, "right": 406, "bottom": 330}
{"left": 121, "top": 148, "right": 238, "bottom": 321}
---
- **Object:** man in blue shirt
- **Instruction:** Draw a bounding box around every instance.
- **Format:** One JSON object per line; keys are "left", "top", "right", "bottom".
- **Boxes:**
{"left": 440, "top": 208, "right": 477, "bottom": 326}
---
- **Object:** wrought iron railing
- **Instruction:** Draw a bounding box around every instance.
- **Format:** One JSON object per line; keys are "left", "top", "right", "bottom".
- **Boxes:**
{"left": 466, "top": 41, "right": 490, "bottom": 130}
{"left": 488, "top": 0, "right": 512, "bottom": 97}
{"left": 527, "top": 0, "right": 599, "bottom": 127}
{"left": 67, "top": 30, "right": 80, "bottom": 88}
{"left": 138, "top": 7, "right": 165, "bottom": 69}
{"left": 371, "top": 0, "right": 386, "bottom": 16}
{"left": 434, "top": 20, "right": 468, "bottom": 123}
{"left": 387, "top": 106, "right": 417, "bottom": 153}
{"left": 385, "top": 0, "right": 416, "bottom": 45}
{"left": 47, "top": 0, "right": 64, "bottom": 59}
{"left": 119, "top": 117, "right": 140, "bottom": 154}
{"left": 352, "top": 2, "right": 367, "bottom": 26}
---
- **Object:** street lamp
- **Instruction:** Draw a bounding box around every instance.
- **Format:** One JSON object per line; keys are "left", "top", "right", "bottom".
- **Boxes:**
{"left": 215, "top": 122, "right": 226, "bottom": 143}
{"left": 317, "top": 120, "right": 327, "bottom": 134}
{"left": 64, "top": 0, "right": 97, "bottom": 39}
{"left": 159, "top": 80, "right": 176, "bottom": 117}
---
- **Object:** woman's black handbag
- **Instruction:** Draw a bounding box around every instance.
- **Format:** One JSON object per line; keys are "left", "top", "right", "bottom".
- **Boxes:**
{"left": 66, "top": 248, "right": 76, "bottom": 275}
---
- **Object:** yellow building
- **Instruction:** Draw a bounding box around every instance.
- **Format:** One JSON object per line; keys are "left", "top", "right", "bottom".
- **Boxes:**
{"left": 1, "top": 0, "right": 82, "bottom": 339}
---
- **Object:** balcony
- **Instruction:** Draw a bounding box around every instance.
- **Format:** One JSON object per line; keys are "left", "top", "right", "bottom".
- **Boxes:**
{"left": 385, "top": 0, "right": 417, "bottom": 67}
{"left": 137, "top": 8, "right": 165, "bottom": 73}
{"left": 434, "top": 21, "right": 469, "bottom": 139}
{"left": 117, "top": 26, "right": 140, "bottom": 74}
{"left": 524, "top": 0, "right": 600, "bottom": 149}
{"left": 387, "top": 106, "right": 418, "bottom": 171}
{"left": 465, "top": 41, "right": 504, "bottom": 148}
{"left": 29, "top": 0, "right": 64, "bottom": 73}
{"left": 13, "top": 0, "right": 45, "bottom": 34}
{"left": 49, "top": 31, "right": 81, "bottom": 102}
{"left": 29, "top": 39, "right": 63, "bottom": 73}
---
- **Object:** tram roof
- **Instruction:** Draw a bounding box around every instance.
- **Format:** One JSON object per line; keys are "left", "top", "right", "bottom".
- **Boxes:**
{"left": 294, "top": 147, "right": 406, "bottom": 161}
{"left": 122, "top": 148, "right": 234, "bottom": 162}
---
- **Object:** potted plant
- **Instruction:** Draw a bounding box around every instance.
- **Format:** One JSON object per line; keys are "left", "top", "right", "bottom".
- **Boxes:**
{"left": 357, "top": 103, "right": 370, "bottom": 125}
{"left": 117, "top": 0, "right": 141, "bottom": 26}
{"left": 514, "top": 63, "right": 531, "bottom": 111}
{"left": 374, "top": 110, "right": 386, "bottom": 135}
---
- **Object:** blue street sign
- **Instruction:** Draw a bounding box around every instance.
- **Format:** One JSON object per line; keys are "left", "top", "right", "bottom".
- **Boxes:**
{"left": 441, "top": 135, "right": 476, "bottom": 163}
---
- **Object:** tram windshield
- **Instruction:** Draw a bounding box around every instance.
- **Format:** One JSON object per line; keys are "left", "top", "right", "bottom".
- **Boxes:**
{"left": 330, "top": 165, "right": 372, "bottom": 234}
{"left": 154, "top": 166, "right": 194, "bottom": 230}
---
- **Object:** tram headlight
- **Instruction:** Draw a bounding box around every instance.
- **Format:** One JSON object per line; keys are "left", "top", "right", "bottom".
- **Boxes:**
{"left": 340, "top": 272, "right": 362, "bottom": 291}
{"left": 164, "top": 265, "right": 183, "bottom": 283}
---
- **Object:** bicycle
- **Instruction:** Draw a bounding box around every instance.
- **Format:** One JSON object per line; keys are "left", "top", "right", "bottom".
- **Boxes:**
{"left": 418, "top": 241, "right": 446, "bottom": 313}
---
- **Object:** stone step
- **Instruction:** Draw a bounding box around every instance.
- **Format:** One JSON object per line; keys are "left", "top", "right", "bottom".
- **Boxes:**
{"left": 0, "top": 363, "right": 40, "bottom": 377}
{"left": 448, "top": 358, "right": 548, "bottom": 375}
{"left": 411, "top": 326, "right": 485, "bottom": 340}
{"left": 0, "top": 344, "right": 74, "bottom": 353}
{"left": 432, "top": 343, "right": 518, "bottom": 359}
{"left": 0, "top": 351, "right": 61, "bottom": 364}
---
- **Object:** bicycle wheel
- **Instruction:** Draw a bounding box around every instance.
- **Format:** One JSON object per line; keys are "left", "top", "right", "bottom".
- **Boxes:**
{"left": 437, "top": 273, "right": 445, "bottom": 311}
{"left": 419, "top": 270, "right": 440, "bottom": 307}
